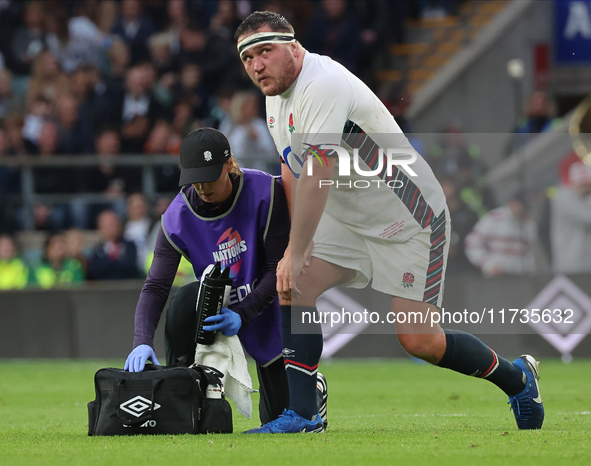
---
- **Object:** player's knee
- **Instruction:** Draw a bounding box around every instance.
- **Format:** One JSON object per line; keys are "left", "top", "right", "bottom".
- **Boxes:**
{"left": 397, "top": 333, "right": 438, "bottom": 361}
{"left": 292, "top": 279, "right": 324, "bottom": 306}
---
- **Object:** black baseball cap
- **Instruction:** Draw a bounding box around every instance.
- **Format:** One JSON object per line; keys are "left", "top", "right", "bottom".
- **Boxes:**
{"left": 178, "top": 128, "right": 232, "bottom": 186}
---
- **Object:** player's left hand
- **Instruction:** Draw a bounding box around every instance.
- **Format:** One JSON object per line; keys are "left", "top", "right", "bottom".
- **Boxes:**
{"left": 203, "top": 308, "right": 242, "bottom": 336}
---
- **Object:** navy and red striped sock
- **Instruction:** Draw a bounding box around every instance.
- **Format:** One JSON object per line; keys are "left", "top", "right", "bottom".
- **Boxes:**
{"left": 280, "top": 305, "right": 323, "bottom": 421}
{"left": 437, "top": 329, "right": 526, "bottom": 396}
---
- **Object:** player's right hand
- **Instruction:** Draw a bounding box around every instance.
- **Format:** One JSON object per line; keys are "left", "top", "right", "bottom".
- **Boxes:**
{"left": 277, "top": 250, "right": 293, "bottom": 301}
{"left": 277, "top": 244, "right": 292, "bottom": 301}
{"left": 304, "top": 241, "right": 314, "bottom": 267}
{"left": 124, "top": 344, "right": 160, "bottom": 372}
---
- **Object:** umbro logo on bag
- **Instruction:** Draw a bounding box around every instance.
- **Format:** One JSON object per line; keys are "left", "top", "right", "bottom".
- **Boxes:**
{"left": 119, "top": 396, "right": 161, "bottom": 418}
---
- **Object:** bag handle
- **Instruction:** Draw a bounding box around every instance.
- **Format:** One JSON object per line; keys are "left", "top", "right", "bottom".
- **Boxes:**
{"left": 109, "top": 378, "right": 162, "bottom": 427}
{"left": 191, "top": 364, "right": 224, "bottom": 385}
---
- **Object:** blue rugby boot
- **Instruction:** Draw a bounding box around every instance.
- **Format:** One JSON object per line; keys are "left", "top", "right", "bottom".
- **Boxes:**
{"left": 243, "top": 409, "right": 324, "bottom": 434}
{"left": 508, "top": 355, "right": 544, "bottom": 430}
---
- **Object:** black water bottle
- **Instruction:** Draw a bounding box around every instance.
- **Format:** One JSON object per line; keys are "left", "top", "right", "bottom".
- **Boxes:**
{"left": 195, "top": 263, "right": 233, "bottom": 345}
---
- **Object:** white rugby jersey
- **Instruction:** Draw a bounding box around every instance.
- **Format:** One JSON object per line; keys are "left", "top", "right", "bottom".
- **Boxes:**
{"left": 266, "top": 51, "right": 446, "bottom": 241}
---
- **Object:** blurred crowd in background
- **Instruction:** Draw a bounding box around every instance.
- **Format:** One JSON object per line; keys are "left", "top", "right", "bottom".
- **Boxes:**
{"left": 1, "top": 0, "right": 590, "bottom": 290}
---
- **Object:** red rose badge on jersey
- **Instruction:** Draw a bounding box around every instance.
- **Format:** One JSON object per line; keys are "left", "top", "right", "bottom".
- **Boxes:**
{"left": 288, "top": 113, "right": 295, "bottom": 133}
{"left": 402, "top": 272, "right": 415, "bottom": 289}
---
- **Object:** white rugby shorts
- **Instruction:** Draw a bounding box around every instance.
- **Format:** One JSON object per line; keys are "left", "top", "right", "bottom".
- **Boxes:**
{"left": 311, "top": 207, "right": 450, "bottom": 308}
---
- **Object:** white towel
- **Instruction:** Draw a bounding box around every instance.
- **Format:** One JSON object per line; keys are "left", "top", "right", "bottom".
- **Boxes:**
{"left": 194, "top": 334, "right": 257, "bottom": 419}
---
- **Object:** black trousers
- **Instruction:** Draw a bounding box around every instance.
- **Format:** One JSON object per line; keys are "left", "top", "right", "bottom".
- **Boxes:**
{"left": 164, "top": 282, "right": 289, "bottom": 425}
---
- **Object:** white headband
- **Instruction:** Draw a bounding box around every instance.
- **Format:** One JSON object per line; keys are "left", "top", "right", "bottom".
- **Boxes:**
{"left": 237, "top": 32, "right": 295, "bottom": 57}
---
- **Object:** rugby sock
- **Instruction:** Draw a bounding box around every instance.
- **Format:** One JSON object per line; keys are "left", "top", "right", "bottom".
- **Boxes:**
{"left": 280, "top": 305, "right": 323, "bottom": 421}
{"left": 437, "top": 329, "right": 526, "bottom": 396}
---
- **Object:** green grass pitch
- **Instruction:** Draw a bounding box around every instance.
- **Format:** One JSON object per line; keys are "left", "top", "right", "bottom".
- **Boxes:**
{"left": 0, "top": 358, "right": 590, "bottom": 466}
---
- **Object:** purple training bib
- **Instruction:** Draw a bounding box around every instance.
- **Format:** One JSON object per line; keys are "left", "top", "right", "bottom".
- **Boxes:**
{"left": 162, "top": 169, "right": 282, "bottom": 366}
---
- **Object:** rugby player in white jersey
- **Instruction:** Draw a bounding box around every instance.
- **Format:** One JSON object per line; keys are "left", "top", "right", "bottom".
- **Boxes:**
{"left": 236, "top": 11, "right": 544, "bottom": 433}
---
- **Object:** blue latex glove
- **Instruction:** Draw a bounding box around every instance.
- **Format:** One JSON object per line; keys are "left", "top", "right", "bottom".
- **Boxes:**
{"left": 124, "top": 344, "right": 161, "bottom": 372}
{"left": 203, "top": 308, "right": 242, "bottom": 336}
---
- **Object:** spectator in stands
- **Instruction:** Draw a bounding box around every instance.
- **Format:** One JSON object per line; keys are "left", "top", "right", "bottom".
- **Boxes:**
{"left": 440, "top": 177, "right": 479, "bottom": 275}
{"left": 144, "top": 119, "right": 181, "bottom": 155}
{"left": 209, "top": 0, "right": 242, "bottom": 40}
{"left": 111, "top": 0, "right": 157, "bottom": 65}
{"left": 106, "top": 39, "right": 131, "bottom": 82}
{"left": 551, "top": 162, "right": 591, "bottom": 274}
{"left": 0, "top": 2, "right": 16, "bottom": 71}
{"left": 141, "top": 0, "right": 171, "bottom": 32}
{"left": 171, "top": 62, "right": 210, "bottom": 120}
{"left": 305, "top": 0, "right": 363, "bottom": 73}
{"left": 71, "top": 128, "right": 139, "bottom": 229}
{"left": 68, "top": 65, "right": 110, "bottom": 132}
{"left": 25, "top": 51, "right": 69, "bottom": 110}
{"left": 148, "top": 32, "right": 179, "bottom": 90}
{"left": 517, "top": 91, "right": 556, "bottom": 135}
{"left": 86, "top": 43, "right": 131, "bottom": 131}
{"left": 207, "top": 86, "right": 234, "bottom": 130}
{"left": 44, "top": 7, "right": 108, "bottom": 74}
{"left": 145, "top": 195, "right": 172, "bottom": 253}
{"left": 465, "top": 192, "right": 537, "bottom": 277}
{"left": 220, "top": 90, "right": 278, "bottom": 173}
{"left": 456, "top": 151, "right": 496, "bottom": 218}
{"left": 177, "top": 23, "right": 239, "bottom": 94}
{"left": 0, "top": 124, "right": 16, "bottom": 188}
{"left": 28, "top": 232, "right": 85, "bottom": 288}
{"left": 0, "top": 234, "right": 29, "bottom": 290}
{"left": 22, "top": 96, "right": 52, "bottom": 148}
{"left": 143, "top": 120, "right": 182, "bottom": 193}
{"left": 29, "top": 203, "right": 54, "bottom": 232}
{"left": 508, "top": 91, "right": 559, "bottom": 155}
{"left": 3, "top": 115, "right": 31, "bottom": 156}
{"left": 0, "top": 69, "right": 25, "bottom": 118}
{"left": 258, "top": 1, "right": 315, "bottom": 37}
{"left": 30, "top": 120, "right": 72, "bottom": 230}
{"left": 165, "top": 0, "right": 190, "bottom": 52}
{"left": 124, "top": 193, "right": 151, "bottom": 273}
{"left": 0, "top": 124, "right": 21, "bottom": 233}
{"left": 95, "top": 0, "right": 119, "bottom": 35}
{"left": 55, "top": 93, "right": 95, "bottom": 155}
{"left": 172, "top": 100, "right": 201, "bottom": 137}
{"left": 5, "top": 0, "right": 47, "bottom": 77}
{"left": 116, "top": 64, "right": 167, "bottom": 153}
{"left": 65, "top": 228, "right": 90, "bottom": 273}
{"left": 356, "top": 1, "right": 400, "bottom": 84}
{"left": 67, "top": 67, "right": 91, "bottom": 107}
{"left": 382, "top": 85, "right": 412, "bottom": 134}
{"left": 87, "top": 209, "right": 139, "bottom": 280}
{"left": 428, "top": 122, "right": 485, "bottom": 179}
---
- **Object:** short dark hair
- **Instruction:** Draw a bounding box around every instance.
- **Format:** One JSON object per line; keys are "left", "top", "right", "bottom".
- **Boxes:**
{"left": 234, "top": 11, "right": 294, "bottom": 40}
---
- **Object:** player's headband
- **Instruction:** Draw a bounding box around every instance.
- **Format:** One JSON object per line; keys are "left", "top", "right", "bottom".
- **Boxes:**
{"left": 237, "top": 32, "right": 295, "bottom": 57}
